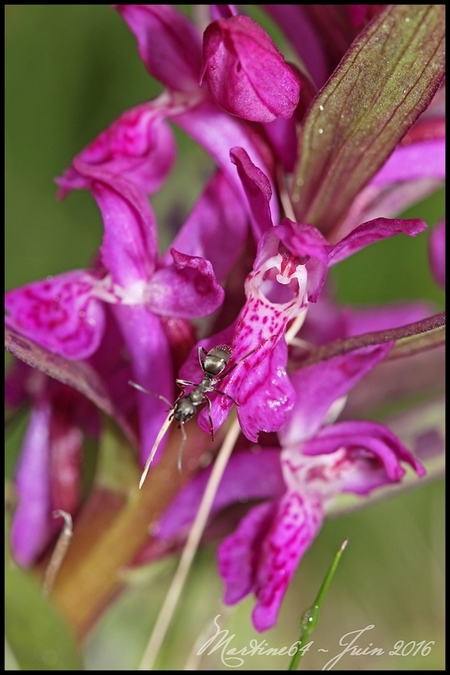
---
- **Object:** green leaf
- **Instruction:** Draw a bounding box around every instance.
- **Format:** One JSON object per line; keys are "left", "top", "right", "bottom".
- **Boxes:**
{"left": 291, "top": 5, "right": 445, "bottom": 236}
{"left": 294, "top": 312, "right": 445, "bottom": 369}
{"left": 388, "top": 321, "right": 445, "bottom": 359}
{"left": 6, "top": 559, "right": 82, "bottom": 670}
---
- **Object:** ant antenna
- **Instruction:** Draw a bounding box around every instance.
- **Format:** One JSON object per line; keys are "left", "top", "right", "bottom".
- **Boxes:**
{"left": 130, "top": 380, "right": 189, "bottom": 481}
{"left": 128, "top": 381, "right": 172, "bottom": 407}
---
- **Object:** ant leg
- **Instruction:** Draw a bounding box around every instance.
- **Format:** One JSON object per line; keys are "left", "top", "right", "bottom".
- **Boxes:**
{"left": 198, "top": 346, "right": 208, "bottom": 369}
{"left": 175, "top": 379, "right": 196, "bottom": 390}
{"left": 174, "top": 379, "right": 196, "bottom": 403}
{"left": 203, "top": 395, "right": 215, "bottom": 441}
{"left": 214, "top": 389, "right": 239, "bottom": 406}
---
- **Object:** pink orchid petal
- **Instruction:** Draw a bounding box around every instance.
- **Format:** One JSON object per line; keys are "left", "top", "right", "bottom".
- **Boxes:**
{"left": 82, "top": 167, "right": 158, "bottom": 287}
{"left": 149, "top": 249, "right": 224, "bottom": 318}
{"left": 48, "top": 390, "right": 83, "bottom": 514}
{"left": 10, "top": 375, "right": 100, "bottom": 567}
{"left": 219, "top": 501, "right": 275, "bottom": 605}
{"left": 371, "top": 139, "right": 445, "bottom": 186}
{"left": 56, "top": 102, "right": 176, "bottom": 199}
{"left": 181, "top": 323, "right": 295, "bottom": 443}
{"left": 195, "top": 232, "right": 310, "bottom": 440}
{"left": 299, "top": 291, "right": 349, "bottom": 345}
{"left": 173, "top": 100, "right": 280, "bottom": 225}
{"left": 429, "top": 219, "right": 445, "bottom": 288}
{"left": 116, "top": 5, "right": 202, "bottom": 92}
{"left": 218, "top": 490, "right": 323, "bottom": 632}
{"left": 328, "top": 217, "right": 427, "bottom": 266}
{"left": 201, "top": 15, "right": 300, "bottom": 122}
{"left": 279, "top": 344, "right": 394, "bottom": 446}
{"left": 251, "top": 490, "right": 323, "bottom": 632}
{"left": 230, "top": 147, "right": 274, "bottom": 239}
{"left": 284, "top": 443, "right": 395, "bottom": 496}
{"left": 263, "top": 115, "right": 298, "bottom": 172}
{"left": 262, "top": 5, "right": 328, "bottom": 87}
{"left": 112, "top": 304, "right": 173, "bottom": 465}
{"left": 235, "top": 339, "right": 294, "bottom": 441}
{"left": 11, "top": 397, "right": 53, "bottom": 566}
{"left": 330, "top": 179, "right": 442, "bottom": 242}
{"left": 157, "top": 449, "right": 284, "bottom": 540}
{"left": 5, "top": 271, "right": 105, "bottom": 360}
{"left": 210, "top": 6, "right": 237, "bottom": 22}
{"left": 164, "top": 169, "right": 248, "bottom": 280}
{"left": 302, "top": 419, "right": 426, "bottom": 484}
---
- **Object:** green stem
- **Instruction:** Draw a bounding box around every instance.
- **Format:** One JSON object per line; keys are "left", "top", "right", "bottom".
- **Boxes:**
{"left": 288, "top": 538, "right": 348, "bottom": 670}
{"left": 50, "top": 424, "right": 215, "bottom": 639}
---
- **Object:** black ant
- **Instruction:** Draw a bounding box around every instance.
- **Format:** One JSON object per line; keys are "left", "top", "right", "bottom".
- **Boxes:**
{"left": 130, "top": 342, "right": 270, "bottom": 488}
{"left": 171, "top": 344, "right": 237, "bottom": 431}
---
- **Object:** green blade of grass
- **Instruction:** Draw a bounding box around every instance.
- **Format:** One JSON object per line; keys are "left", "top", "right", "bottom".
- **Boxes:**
{"left": 288, "top": 538, "right": 348, "bottom": 670}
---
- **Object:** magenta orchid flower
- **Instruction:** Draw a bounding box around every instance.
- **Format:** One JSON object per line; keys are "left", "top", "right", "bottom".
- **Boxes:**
{"left": 55, "top": 4, "right": 303, "bottom": 228}
{"left": 5, "top": 163, "right": 237, "bottom": 564}
{"left": 156, "top": 344, "right": 425, "bottom": 631}
{"left": 6, "top": 360, "right": 101, "bottom": 566}
{"left": 5, "top": 303, "right": 139, "bottom": 567}
{"left": 176, "top": 149, "right": 427, "bottom": 445}
{"left": 56, "top": 102, "right": 177, "bottom": 199}
{"left": 6, "top": 166, "right": 227, "bottom": 460}
{"left": 201, "top": 14, "right": 300, "bottom": 122}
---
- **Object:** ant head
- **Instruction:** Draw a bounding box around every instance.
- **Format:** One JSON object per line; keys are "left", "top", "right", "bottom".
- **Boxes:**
{"left": 202, "top": 344, "right": 232, "bottom": 377}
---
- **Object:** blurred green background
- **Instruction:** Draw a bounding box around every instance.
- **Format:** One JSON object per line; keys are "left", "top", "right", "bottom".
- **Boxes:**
{"left": 6, "top": 6, "right": 444, "bottom": 670}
